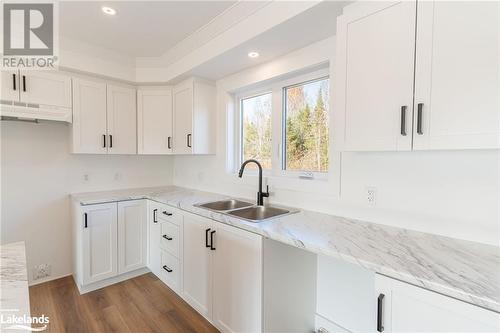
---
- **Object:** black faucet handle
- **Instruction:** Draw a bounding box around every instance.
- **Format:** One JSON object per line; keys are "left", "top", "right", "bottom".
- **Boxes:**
{"left": 263, "top": 185, "right": 270, "bottom": 197}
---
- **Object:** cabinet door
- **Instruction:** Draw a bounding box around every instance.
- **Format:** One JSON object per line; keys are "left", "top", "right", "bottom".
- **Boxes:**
{"left": 137, "top": 89, "right": 173, "bottom": 154}
{"left": 82, "top": 203, "right": 117, "bottom": 285}
{"left": 182, "top": 213, "right": 212, "bottom": 318}
{"left": 107, "top": 84, "right": 137, "bottom": 154}
{"left": 148, "top": 202, "right": 163, "bottom": 277}
{"left": 173, "top": 81, "right": 193, "bottom": 154}
{"left": 20, "top": 71, "right": 72, "bottom": 108}
{"left": 1, "top": 70, "right": 19, "bottom": 102}
{"left": 118, "top": 200, "right": 147, "bottom": 274}
{"left": 375, "top": 275, "right": 500, "bottom": 332}
{"left": 72, "top": 78, "right": 107, "bottom": 154}
{"left": 335, "top": 1, "right": 416, "bottom": 151}
{"left": 213, "top": 223, "right": 262, "bottom": 333}
{"left": 413, "top": 1, "right": 500, "bottom": 150}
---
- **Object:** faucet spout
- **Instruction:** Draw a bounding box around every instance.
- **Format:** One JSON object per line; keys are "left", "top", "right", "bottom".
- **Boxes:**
{"left": 238, "top": 159, "right": 269, "bottom": 206}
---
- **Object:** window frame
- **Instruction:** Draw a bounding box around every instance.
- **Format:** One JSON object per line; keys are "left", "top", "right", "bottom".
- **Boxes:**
{"left": 235, "top": 68, "right": 330, "bottom": 180}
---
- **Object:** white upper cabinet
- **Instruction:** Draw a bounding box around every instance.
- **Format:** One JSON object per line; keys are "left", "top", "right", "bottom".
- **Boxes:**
{"left": 72, "top": 78, "right": 108, "bottom": 154}
{"left": 413, "top": 1, "right": 500, "bottom": 150}
{"left": 335, "top": 1, "right": 416, "bottom": 152}
{"left": 107, "top": 84, "right": 137, "bottom": 154}
{"left": 1, "top": 70, "right": 20, "bottom": 102}
{"left": 173, "top": 78, "right": 215, "bottom": 155}
{"left": 137, "top": 88, "right": 173, "bottom": 154}
{"left": 72, "top": 78, "right": 137, "bottom": 154}
{"left": 20, "top": 71, "right": 72, "bottom": 108}
{"left": 336, "top": 1, "right": 499, "bottom": 151}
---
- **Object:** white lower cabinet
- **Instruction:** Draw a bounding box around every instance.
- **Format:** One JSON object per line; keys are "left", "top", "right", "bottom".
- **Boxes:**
{"left": 72, "top": 200, "right": 147, "bottom": 293}
{"left": 375, "top": 275, "right": 500, "bottom": 333}
{"left": 182, "top": 211, "right": 263, "bottom": 333}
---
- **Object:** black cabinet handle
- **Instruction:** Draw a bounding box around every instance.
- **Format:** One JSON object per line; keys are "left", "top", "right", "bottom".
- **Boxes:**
{"left": 103, "top": 134, "right": 106, "bottom": 148}
{"left": 153, "top": 209, "right": 158, "bottom": 223}
{"left": 400, "top": 106, "right": 407, "bottom": 136}
{"left": 167, "top": 136, "right": 171, "bottom": 149}
{"left": 162, "top": 265, "right": 172, "bottom": 273}
{"left": 377, "top": 294, "right": 385, "bottom": 332}
{"left": 84, "top": 213, "right": 88, "bottom": 228}
{"left": 187, "top": 134, "right": 192, "bottom": 148}
{"left": 12, "top": 73, "right": 16, "bottom": 91}
{"left": 22, "top": 75, "right": 26, "bottom": 92}
{"left": 162, "top": 211, "right": 173, "bottom": 216}
{"left": 109, "top": 135, "right": 113, "bottom": 148}
{"left": 210, "top": 230, "right": 216, "bottom": 251}
{"left": 205, "top": 228, "right": 211, "bottom": 248}
{"left": 162, "top": 234, "right": 173, "bottom": 241}
{"left": 417, "top": 103, "right": 424, "bottom": 135}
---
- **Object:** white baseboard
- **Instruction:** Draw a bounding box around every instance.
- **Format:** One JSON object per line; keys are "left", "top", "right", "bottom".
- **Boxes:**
{"left": 28, "top": 273, "right": 73, "bottom": 287}
{"left": 75, "top": 267, "right": 150, "bottom": 294}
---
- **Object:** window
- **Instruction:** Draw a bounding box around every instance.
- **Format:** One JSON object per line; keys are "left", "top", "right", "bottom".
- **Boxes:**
{"left": 236, "top": 68, "right": 330, "bottom": 179}
{"left": 284, "top": 78, "right": 330, "bottom": 172}
{"left": 240, "top": 93, "right": 272, "bottom": 169}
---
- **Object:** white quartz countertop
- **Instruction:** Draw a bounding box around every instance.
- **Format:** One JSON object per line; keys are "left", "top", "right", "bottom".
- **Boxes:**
{"left": 72, "top": 186, "right": 500, "bottom": 313}
{"left": 0, "top": 242, "right": 31, "bottom": 332}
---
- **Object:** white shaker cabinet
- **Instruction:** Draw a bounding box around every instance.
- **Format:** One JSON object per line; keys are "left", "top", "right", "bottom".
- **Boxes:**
{"left": 182, "top": 213, "right": 214, "bottom": 318}
{"left": 137, "top": 88, "right": 173, "bottom": 154}
{"left": 212, "top": 222, "right": 263, "bottom": 333}
{"left": 81, "top": 202, "right": 118, "bottom": 285}
{"left": 335, "top": 1, "right": 500, "bottom": 151}
{"left": 72, "top": 78, "right": 137, "bottom": 154}
{"left": 173, "top": 78, "right": 215, "bottom": 155}
{"left": 118, "top": 200, "right": 147, "bottom": 274}
{"left": 71, "top": 78, "right": 108, "bottom": 154}
{"left": 375, "top": 274, "right": 500, "bottom": 333}
{"left": 20, "top": 71, "right": 72, "bottom": 108}
{"left": 335, "top": 1, "right": 416, "bottom": 152}
{"left": 413, "top": 1, "right": 500, "bottom": 150}
{"left": 107, "top": 84, "right": 137, "bottom": 154}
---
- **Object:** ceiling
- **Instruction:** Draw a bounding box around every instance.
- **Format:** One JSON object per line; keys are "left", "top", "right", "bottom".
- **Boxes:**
{"left": 59, "top": 1, "right": 236, "bottom": 57}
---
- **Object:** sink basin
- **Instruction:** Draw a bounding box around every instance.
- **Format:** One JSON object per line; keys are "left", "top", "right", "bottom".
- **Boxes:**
{"left": 227, "top": 205, "right": 294, "bottom": 222}
{"left": 197, "top": 199, "right": 254, "bottom": 211}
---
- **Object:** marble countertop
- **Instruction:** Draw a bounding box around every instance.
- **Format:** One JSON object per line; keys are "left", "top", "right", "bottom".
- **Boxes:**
{"left": 72, "top": 186, "right": 500, "bottom": 313}
{"left": 0, "top": 242, "right": 31, "bottom": 332}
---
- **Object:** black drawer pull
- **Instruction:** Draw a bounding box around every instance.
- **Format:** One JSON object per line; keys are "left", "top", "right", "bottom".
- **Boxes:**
{"left": 162, "top": 265, "right": 172, "bottom": 273}
{"left": 417, "top": 103, "right": 424, "bottom": 135}
{"left": 12, "top": 74, "right": 16, "bottom": 91}
{"left": 210, "top": 230, "right": 216, "bottom": 251}
{"left": 167, "top": 136, "right": 171, "bottom": 149}
{"left": 153, "top": 209, "right": 158, "bottom": 223}
{"left": 84, "top": 213, "right": 88, "bottom": 228}
{"left": 187, "top": 134, "right": 192, "bottom": 148}
{"left": 400, "top": 105, "right": 407, "bottom": 136}
{"left": 205, "top": 228, "right": 211, "bottom": 248}
{"left": 377, "top": 293, "right": 385, "bottom": 332}
{"left": 22, "top": 75, "right": 26, "bottom": 92}
{"left": 109, "top": 135, "right": 113, "bottom": 148}
{"left": 103, "top": 134, "right": 106, "bottom": 148}
{"left": 162, "top": 234, "right": 173, "bottom": 241}
{"left": 162, "top": 211, "right": 173, "bottom": 216}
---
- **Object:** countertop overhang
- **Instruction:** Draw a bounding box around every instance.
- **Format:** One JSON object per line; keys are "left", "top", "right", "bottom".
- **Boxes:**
{"left": 71, "top": 186, "right": 500, "bottom": 313}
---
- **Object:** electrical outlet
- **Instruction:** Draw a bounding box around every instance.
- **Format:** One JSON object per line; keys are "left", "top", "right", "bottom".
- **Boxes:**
{"left": 33, "top": 264, "right": 51, "bottom": 280}
{"left": 365, "top": 186, "right": 377, "bottom": 206}
{"left": 114, "top": 172, "right": 122, "bottom": 181}
{"left": 83, "top": 174, "right": 89, "bottom": 181}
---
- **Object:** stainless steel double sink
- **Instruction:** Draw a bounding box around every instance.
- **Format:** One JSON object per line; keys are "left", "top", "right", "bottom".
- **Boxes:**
{"left": 195, "top": 199, "right": 298, "bottom": 222}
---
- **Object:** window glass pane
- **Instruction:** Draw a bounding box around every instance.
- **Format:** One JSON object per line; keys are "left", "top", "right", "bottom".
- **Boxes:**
{"left": 284, "top": 78, "right": 329, "bottom": 172}
{"left": 241, "top": 93, "right": 272, "bottom": 169}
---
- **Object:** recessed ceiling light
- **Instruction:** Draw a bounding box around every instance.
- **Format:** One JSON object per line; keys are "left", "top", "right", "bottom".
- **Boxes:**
{"left": 102, "top": 6, "right": 116, "bottom": 15}
{"left": 248, "top": 52, "right": 260, "bottom": 58}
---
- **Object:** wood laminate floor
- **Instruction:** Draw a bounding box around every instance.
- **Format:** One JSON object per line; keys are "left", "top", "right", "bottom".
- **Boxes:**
{"left": 29, "top": 273, "right": 219, "bottom": 333}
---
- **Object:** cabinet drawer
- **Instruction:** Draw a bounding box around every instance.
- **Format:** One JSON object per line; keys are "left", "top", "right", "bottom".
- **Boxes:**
{"left": 157, "top": 204, "right": 182, "bottom": 225}
{"left": 160, "top": 221, "right": 180, "bottom": 258}
{"left": 160, "top": 250, "right": 180, "bottom": 292}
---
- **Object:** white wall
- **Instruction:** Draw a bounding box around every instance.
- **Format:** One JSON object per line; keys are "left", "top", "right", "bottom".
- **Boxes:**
{"left": 172, "top": 37, "right": 500, "bottom": 247}
{"left": 0, "top": 121, "right": 173, "bottom": 284}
